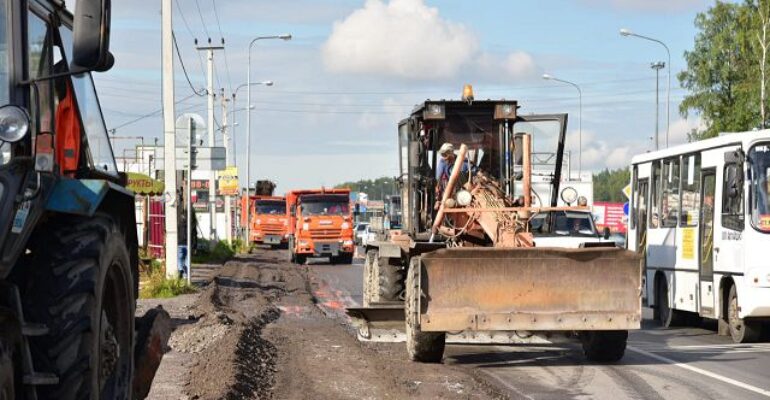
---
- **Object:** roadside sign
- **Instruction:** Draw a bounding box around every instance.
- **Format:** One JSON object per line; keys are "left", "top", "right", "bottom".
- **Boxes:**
{"left": 622, "top": 184, "right": 632, "bottom": 200}
{"left": 154, "top": 146, "right": 226, "bottom": 171}
{"left": 623, "top": 202, "right": 629, "bottom": 215}
{"left": 217, "top": 166, "right": 239, "bottom": 196}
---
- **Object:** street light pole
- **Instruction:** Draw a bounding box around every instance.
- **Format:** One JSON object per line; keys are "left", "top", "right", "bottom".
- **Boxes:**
{"left": 542, "top": 74, "right": 582, "bottom": 178}
{"left": 620, "top": 28, "right": 671, "bottom": 148}
{"left": 651, "top": 61, "right": 665, "bottom": 151}
{"left": 246, "top": 35, "right": 290, "bottom": 243}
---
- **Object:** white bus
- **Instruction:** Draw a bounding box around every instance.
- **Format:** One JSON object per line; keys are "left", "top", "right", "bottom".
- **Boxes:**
{"left": 629, "top": 130, "right": 770, "bottom": 343}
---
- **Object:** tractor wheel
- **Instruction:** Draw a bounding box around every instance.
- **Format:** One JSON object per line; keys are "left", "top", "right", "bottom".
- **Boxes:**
{"left": 728, "top": 285, "right": 761, "bottom": 343}
{"left": 0, "top": 342, "right": 14, "bottom": 400}
{"left": 362, "top": 250, "right": 376, "bottom": 307}
{"left": 378, "top": 257, "right": 404, "bottom": 301}
{"left": 21, "top": 214, "right": 135, "bottom": 400}
{"left": 405, "top": 257, "right": 444, "bottom": 363}
{"left": 580, "top": 331, "right": 628, "bottom": 362}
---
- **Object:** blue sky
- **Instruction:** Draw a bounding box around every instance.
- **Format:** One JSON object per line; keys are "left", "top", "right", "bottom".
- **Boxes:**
{"left": 96, "top": 0, "right": 720, "bottom": 193}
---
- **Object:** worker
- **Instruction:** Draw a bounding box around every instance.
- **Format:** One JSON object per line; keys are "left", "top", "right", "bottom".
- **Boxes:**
{"left": 436, "top": 143, "right": 476, "bottom": 188}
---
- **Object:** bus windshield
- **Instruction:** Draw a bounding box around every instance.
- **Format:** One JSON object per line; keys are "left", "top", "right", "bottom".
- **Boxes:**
{"left": 301, "top": 195, "right": 350, "bottom": 216}
{"left": 750, "top": 143, "right": 770, "bottom": 232}
{"left": 255, "top": 200, "right": 285, "bottom": 215}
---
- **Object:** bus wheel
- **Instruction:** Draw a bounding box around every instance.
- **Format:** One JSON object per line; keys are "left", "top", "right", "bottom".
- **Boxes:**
{"left": 728, "top": 285, "right": 761, "bottom": 343}
{"left": 657, "top": 277, "right": 685, "bottom": 328}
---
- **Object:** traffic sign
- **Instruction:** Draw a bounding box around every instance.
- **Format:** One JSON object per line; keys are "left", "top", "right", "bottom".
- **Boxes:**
{"left": 154, "top": 147, "right": 226, "bottom": 171}
{"left": 622, "top": 184, "right": 632, "bottom": 200}
{"left": 623, "top": 202, "right": 629, "bottom": 215}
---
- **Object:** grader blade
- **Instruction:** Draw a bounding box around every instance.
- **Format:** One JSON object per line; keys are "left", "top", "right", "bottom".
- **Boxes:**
{"left": 346, "top": 304, "right": 406, "bottom": 342}
{"left": 417, "top": 247, "right": 643, "bottom": 332}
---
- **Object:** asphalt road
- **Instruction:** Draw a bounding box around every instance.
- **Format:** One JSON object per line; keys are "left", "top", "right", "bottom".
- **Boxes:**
{"left": 305, "top": 252, "right": 770, "bottom": 400}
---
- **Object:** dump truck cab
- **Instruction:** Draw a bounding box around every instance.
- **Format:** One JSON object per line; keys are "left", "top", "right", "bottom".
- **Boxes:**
{"left": 287, "top": 189, "right": 355, "bottom": 264}
{"left": 250, "top": 196, "right": 289, "bottom": 247}
{"left": 349, "top": 94, "right": 642, "bottom": 363}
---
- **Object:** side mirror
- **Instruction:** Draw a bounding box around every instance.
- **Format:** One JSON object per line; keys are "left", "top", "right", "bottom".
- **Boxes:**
{"left": 603, "top": 227, "right": 611, "bottom": 240}
{"left": 72, "top": 0, "right": 114, "bottom": 71}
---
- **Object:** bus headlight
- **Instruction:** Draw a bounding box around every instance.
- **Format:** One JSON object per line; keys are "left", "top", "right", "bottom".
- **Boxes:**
{"left": 0, "top": 106, "right": 30, "bottom": 143}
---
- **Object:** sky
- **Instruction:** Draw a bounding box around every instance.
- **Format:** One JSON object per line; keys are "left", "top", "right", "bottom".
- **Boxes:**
{"left": 94, "top": 0, "right": 720, "bottom": 193}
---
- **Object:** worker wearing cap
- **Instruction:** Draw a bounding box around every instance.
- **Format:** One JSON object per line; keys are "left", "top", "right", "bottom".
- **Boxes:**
{"left": 435, "top": 143, "right": 476, "bottom": 206}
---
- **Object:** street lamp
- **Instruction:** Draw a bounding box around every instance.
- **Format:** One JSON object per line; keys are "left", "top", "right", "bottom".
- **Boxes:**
{"left": 620, "top": 28, "right": 671, "bottom": 148}
{"left": 246, "top": 34, "right": 290, "bottom": 242}
{"left": 650, "top": 61, "right": 665, "bottom": 150}
{"left": 543, "top": 73, "right": 582, "bottom": 178}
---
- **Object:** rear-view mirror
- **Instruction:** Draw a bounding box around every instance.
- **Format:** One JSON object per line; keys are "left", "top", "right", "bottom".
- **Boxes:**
{"left": 72, "top": 0, "right": 114, "bottom": 72}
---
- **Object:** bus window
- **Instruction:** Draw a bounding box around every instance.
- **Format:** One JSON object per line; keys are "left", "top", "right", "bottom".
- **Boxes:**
{"left": 722, "top": 163, "right": 745, "bottom": 231}
{"left": 661, "top": 158, "right": 680, "bottom": 227}
{"left": 631, "top": 166, "right": 637, "bottom": 229}
{"left": 749, "top": 143, "right": 770, "bottom": 232}
{"left": 680, "top": 154, "right": 701, "bottom": 226}
{"left": 650, "top": 161, "right": 661, "bottom": 228}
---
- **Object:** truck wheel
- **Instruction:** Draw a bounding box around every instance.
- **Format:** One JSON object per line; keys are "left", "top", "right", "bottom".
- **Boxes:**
{"left": 363, "top": 250, "right": 376, "bottom": 307}
{"left": 405, "top": 257, "right": 444, "bottom": 363}
{"left": 657, "top": 276, "right": 685, "bottom": 328}
{"left": 295, "top": 254, "right": 307, "bottom": 265}
{"left": 21, "top": 215, "right": 135, "bottom": 400}
{"left": 728, "top": 285, "right": 761, "bottom": 343}
{"left": 580, "top": 331, "right": 627, "bottom": 362}
{"left": 378, "top": 258, "right": 404, "bottom": 301}
{"left": 0, "top": 343, "right": 14, "bottom": 400}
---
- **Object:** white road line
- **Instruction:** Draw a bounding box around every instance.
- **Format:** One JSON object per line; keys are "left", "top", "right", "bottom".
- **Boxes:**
{"left": 627, "top": 345, "right": 770, "bottom": 398}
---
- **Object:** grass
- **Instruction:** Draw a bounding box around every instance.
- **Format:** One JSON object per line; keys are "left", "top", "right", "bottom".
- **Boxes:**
{"left": 192, "top": 239, "right": 245, "bottom": 263}
{"left": 138, "top": 259, "right": 197, "bottom": 299}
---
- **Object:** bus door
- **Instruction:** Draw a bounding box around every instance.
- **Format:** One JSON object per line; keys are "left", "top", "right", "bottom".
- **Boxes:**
{"left": 699, "top": 169, "right": 716, "bottom": 316}
{"left": 636, "top": 178, "right": 649, "bottom": 254}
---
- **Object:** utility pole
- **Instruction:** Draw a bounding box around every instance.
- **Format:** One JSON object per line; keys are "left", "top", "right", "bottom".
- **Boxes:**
{"left": 221, "top": 88, "right": 232, "bottom": 245}
{"left": 197, "top": 41, "right": 224, "bottom": 243}
{"left": 162, "top": 0, "right": 178, "bottom": 278}
{"left": 651, "top": 61, "right": 665, "bottom": 151}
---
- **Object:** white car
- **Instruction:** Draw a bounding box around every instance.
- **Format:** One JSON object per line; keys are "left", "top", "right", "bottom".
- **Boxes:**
{"left": 529, "top": 210, "right": 616, "bottom": 248}
{"left": 362, "top": 225, "right": 378, "bottom": 247}
{"left": 354, "top": 223, "right": 369, "bottom": 245}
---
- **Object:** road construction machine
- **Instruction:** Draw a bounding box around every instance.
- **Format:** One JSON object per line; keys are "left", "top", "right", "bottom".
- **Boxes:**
{"left": 347, "top": 91, "right": 642, "bottom": 363}
{"left": 287, "top": 188, "right": 355, "bottom": 264}
{"left": 0, "top": 1, "right": 169, "bottom": 399}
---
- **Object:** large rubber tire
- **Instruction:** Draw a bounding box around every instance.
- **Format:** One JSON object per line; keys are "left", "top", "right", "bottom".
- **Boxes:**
{"left": 405, "top": 257, "right": 445, "bottom": 363}
{"left": 0, "top": 342, "right": 14, "bottom": 400}
{"left": 362, "top": 250, "right": 376, "bottom": 307}
{"left": 728, "top": 285, "right": 762, "bottom": 343}
{"left": 378, "top": 257, "right": 404, "bottom": 301}
{"left": 580, "top": 331, "right": 628, "bottom": 362}
{"left": 337, "top": 254, "right": 354, "bottom": 265}
{"left": 295, "top": 254, "right": 307, "bottom": 265}
{"left": 20, "top": 215, "right": 135, "bottom": 400}
{"left": 657, "top": 276, "right": 686, "bottom": 328}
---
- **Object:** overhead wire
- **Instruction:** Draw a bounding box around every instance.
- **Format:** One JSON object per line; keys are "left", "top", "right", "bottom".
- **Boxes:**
{"left": 211, "top": 0, "right": 234, "bottom": 94}
{"left": 107, "top": 93, "right": 199, "bottom": 132}
{"left": 173, "top": 31, "right": 207, "bottom": 97}
{"left": 173, "top": 0, "right": 207, "bottom": 89}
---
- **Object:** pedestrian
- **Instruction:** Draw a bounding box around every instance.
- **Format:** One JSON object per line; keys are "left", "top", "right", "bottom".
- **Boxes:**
{"left": 177, "top": 188, "right": 188, "bottom": 280}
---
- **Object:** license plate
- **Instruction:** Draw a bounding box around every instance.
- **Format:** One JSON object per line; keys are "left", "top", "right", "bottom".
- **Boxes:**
{"left": 264, "top": 235, "right": 281, "bottom": 244}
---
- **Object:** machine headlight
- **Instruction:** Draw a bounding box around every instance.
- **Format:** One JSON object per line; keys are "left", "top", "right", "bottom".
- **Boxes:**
{"left": 341, "top": 222, "right": 350, "bottom": 229}
{"left": 456, "top": 190, "right": 472, "bottom": 207}
{"left": 255, "top": 219, "right": 261, "bottom": 225}
{"left": 560, "top": 186, "right": 578, "bottom": 205}
{"left": 302, "top": 223, "right": 309, "bottom": 230}
{"left": 423, "top": 103, "right": 445, "bottom": 120}
{"left": 0, "top": 106, "right": 30, "bottom": 143}
{"left": 494, "top": 102, "right": 517, "bottom": 120}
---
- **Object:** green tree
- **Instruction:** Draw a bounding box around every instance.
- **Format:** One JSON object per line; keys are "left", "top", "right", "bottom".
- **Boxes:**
{"left": 335, "top": 177, "right": 398, "bottom": 201}
{"left": 679, "top": 1, "right": 770, "bottom": 139}
{"left": 593, "top": 168, "right": 630, "bottom": 203}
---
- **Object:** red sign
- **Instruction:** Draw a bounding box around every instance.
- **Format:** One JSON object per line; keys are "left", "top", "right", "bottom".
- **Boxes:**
{"left": 593, "top": 202, "right": 626, "bottom": 233}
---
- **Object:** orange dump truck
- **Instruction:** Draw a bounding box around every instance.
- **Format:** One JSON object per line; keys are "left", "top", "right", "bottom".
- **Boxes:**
{"left": 287, "top": 189, "right": 355, "bottom": 264}
{"left": 240, "top": 195, "right": 289, "bottom": 247}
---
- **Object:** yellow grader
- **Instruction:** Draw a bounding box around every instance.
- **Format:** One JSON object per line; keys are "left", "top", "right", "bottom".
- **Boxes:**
{"left": 347, "top": 93, "right": 642, "bottom": 363}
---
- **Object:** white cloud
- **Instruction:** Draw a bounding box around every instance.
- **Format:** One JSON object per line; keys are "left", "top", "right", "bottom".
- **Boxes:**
{"left": 668, "top": 116, "right": 704, "bottom": 146}
{"left": 578, "top": 0, "right": 703, "bottom": 13}
{"left": 322, "top": 0, "right": 537, "bottom": 81}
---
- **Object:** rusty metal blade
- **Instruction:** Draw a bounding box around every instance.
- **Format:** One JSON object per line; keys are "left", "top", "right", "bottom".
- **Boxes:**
{"left": 346, "top": 305, "right": 406, "bottom": 342}
{"left": 418, "top": 247, "right": 643, "bottom": 332}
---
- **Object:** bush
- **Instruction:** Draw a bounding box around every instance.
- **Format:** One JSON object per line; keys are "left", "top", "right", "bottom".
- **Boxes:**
{"left": 139, "top": 265, "right": 197, "bottom": 299}
{"left": 192, "top": 240, "right": 236, "bottom": 263}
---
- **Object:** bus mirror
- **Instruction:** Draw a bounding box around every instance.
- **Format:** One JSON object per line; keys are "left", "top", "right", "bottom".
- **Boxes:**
{"left": 72, "top": 0, "right": 113, "bottom": 72}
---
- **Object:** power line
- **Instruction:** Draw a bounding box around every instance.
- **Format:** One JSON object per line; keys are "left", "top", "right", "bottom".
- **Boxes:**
{"left": 108, "top": 93, "right": 198, "bottom": 132}
{"left": 211, "top": 0, "right": 233, "bottom": 93}
{"left": 174, "top": 0, "right": 207, "bottom": 88}
{"left": 193, "top": 0, "right": 211, "bottom": 39}
{"left": 173, "top": 31, "right": 207, "bottom": 97}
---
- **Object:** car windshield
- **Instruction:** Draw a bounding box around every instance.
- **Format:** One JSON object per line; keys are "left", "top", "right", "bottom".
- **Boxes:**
{"left": 255, "top": 200, "right": 285, "bottom": 215}
{"left": 302, "top": 196, "right": 350, "bottom": 216}
{"left": 529, "top": 211, "right": 598, "bottom": 237}
{"left": 750, "top": 142, "right": 770, "bottom": 232}
{"left": 356, "top": 225, "right": 368, "bottom": 231}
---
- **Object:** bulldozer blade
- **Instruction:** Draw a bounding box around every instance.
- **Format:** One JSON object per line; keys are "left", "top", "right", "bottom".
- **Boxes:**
{"left": 418, "top": 247, "right": 642, "bottom": 333}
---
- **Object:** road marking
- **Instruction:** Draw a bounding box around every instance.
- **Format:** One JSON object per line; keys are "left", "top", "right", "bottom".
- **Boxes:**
{"left": 627, "top": 345, "right": 770, "bottom": 398}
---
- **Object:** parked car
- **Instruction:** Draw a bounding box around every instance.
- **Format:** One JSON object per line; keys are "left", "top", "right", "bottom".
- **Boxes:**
{"left": 354, "top": 222, "right": 369, "bottom": 245}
